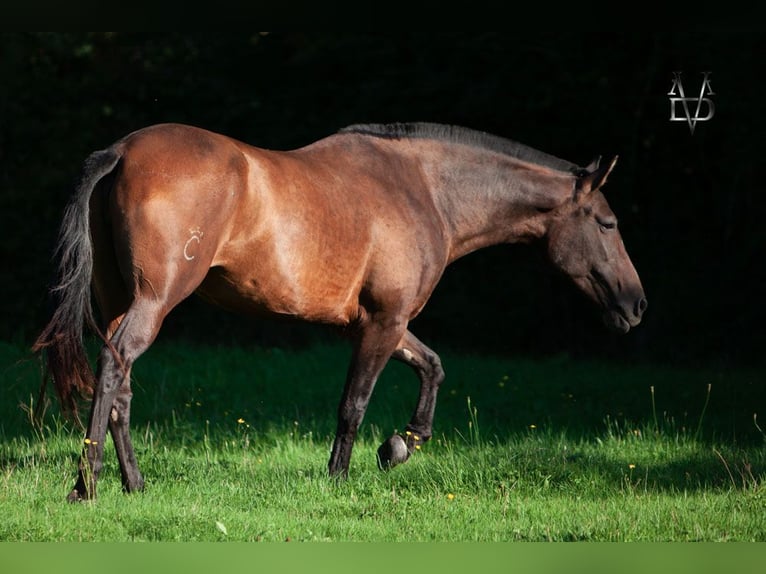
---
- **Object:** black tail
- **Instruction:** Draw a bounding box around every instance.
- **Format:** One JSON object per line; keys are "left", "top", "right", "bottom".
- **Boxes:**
{"left": 32, "top": 147, "right": 122, "bottom": 422}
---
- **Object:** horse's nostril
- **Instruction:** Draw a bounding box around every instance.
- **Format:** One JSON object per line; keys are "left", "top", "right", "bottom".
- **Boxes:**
{"left": 635, "top": 297, "right": 648, "bottom": 317}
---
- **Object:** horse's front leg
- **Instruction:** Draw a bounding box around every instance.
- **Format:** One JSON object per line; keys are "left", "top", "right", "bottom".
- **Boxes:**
{"left": 377, "top": 329, "right": 445, "bottom": 470}
{"left": 328, "top": 315, "right": 407, "bottom": 478}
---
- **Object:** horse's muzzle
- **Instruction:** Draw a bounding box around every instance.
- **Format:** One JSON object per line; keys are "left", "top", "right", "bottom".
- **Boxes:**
{"left": 604, "top": 295, "right": 647, "bottom": 334}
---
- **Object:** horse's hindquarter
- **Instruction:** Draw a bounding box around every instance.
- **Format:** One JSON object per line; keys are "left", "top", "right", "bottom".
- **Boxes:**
{"left": 108, "top": 125, "right": 250, "bottom": 309}
{"left": 202, "top": 135, "right": 449, "bottom": 326}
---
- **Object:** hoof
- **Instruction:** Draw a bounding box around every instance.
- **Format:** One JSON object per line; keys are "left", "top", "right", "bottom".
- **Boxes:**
{"left": 123, "top": 476, "right": 145, "bottom": 494}
{"left": 377, "top": 434, "right": 410, "bottom": 470}
{"left": 66, "top": 488, "right": 87, "bottom": 503}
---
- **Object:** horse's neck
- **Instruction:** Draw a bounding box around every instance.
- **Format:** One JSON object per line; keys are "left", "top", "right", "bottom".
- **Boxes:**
{"left": 423, "top": 151, "right": 575, "bottom": 262}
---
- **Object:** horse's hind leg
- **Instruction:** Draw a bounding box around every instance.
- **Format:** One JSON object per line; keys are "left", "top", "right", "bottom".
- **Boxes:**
{"left": 377, "top": 330, "right": 445, "bottom": 470}
{"left": 108, "top": 366, "right": 144, "bottom": 493}
{"left": 68, "top": 298, "right": 165, "bottom": 502}
{"left": 89, "top": 178, "right": 145, "bottom": 494}
{"left": 90, "top": 312, "right": 145, "bottom": 494}
{"left": 94, "top": 294, "right": 145, "bottom": 493}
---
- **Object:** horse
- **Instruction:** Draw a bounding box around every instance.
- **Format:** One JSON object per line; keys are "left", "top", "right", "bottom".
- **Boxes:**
{"left": 33, "top": 122, "right": 647, "bottom": 502}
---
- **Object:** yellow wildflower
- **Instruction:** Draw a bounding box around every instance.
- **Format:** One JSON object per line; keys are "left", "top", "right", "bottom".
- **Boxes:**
{"left": 447, "top": 493, "right": 455, "bottom": 501}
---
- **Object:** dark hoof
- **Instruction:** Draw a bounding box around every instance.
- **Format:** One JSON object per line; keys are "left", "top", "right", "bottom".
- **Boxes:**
{"left": 66, "top": 488, "right": 87, "bottom": 503}
{"left": 123, "top": 477, "right": 145, "bottom": 494}
{"left": 377, "top": 434, "right": 410, "bottom": 470}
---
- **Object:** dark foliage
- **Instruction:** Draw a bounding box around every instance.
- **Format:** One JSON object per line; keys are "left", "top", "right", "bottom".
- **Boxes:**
{"left": 1, "top": 32, "right": 763, "bottom": 368}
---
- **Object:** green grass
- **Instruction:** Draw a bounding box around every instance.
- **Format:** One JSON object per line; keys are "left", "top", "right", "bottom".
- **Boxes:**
{"left": 1, "top": 339, "right": 765, "bottom": 541}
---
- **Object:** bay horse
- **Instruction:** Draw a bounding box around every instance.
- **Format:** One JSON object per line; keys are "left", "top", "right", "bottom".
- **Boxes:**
{"left": 33, "top": 122, "right": 647, "bottom": 502}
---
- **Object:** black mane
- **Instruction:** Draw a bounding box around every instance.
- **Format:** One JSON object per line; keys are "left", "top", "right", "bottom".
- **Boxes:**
{"left": 339, "top": 122, "right": 581, "bottom": 174}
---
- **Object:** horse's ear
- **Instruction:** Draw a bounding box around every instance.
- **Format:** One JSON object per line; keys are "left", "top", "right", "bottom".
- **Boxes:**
{"left": 578, "top": 155, "right": 618, "bottom": 195}
{"left": 585, "top": 155, "right": 601, "bottom": 172}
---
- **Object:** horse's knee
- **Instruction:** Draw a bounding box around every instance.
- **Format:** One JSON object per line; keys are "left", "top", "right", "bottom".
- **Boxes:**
{"left": 429, "top": 353, "right": 445, "bottom": 385}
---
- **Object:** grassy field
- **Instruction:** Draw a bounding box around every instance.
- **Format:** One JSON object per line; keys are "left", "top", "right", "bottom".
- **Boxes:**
{"left": 1, "top": 339, "right": 764, "bottom": 541}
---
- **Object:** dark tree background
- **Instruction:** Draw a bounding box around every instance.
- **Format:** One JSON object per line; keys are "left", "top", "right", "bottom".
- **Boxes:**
{"left": 0, "top": 32, "right": 762, "bottom": 370}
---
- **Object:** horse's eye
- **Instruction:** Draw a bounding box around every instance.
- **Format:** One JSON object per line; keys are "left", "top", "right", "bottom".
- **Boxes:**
{"left": 598, "top": 220, "right": 617, "bottom": 232}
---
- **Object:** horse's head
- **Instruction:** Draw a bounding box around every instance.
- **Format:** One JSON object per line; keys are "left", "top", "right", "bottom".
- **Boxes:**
{"left": 546, "top": 156, "right": 647, "bottom": 334}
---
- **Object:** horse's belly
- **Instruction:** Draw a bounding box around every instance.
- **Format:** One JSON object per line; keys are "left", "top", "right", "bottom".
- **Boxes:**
{"left": 196, "top": 263, "right": 361, "bottom": 326}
